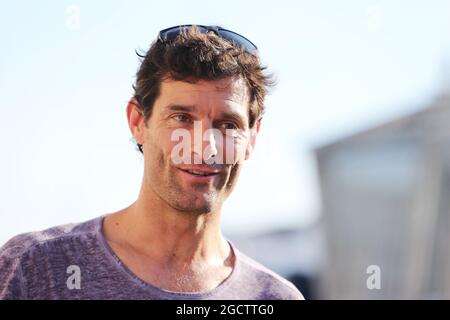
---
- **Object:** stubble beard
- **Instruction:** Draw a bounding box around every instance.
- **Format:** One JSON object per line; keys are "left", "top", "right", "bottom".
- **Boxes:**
{"left": 151, "top": 152, "right": 227, "bottom": 215}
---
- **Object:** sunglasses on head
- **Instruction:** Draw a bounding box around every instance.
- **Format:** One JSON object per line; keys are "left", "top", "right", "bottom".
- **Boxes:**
{"left": 157, "top": 24, "right": 258, "bottom": 55}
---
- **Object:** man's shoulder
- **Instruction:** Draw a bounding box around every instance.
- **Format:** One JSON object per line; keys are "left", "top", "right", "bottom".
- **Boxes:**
{"left": 0, "top": 216, "right": 101, "bottom": 262}
{"left": 233, "top": 246, "right": 305, "bottom": 300}
{"left": 0, "top": 216, "right": 103, "bottom": 299}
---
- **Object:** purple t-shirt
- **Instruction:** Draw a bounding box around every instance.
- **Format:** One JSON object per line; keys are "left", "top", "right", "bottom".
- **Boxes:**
{"left": 0, "top": 216, "right": 304, "bottom": 300}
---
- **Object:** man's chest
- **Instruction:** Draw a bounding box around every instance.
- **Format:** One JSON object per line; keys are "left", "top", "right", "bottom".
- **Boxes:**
{"left": 107, "top": 241, "right": 233, "bottom": 293}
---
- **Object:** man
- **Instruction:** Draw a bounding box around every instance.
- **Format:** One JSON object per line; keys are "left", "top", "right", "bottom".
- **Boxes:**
{"left": 0, "top": 25, "right": 304, "bottom": 299}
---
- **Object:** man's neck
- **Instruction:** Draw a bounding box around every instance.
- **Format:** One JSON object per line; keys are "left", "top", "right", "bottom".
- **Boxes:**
{"left": 103, "top": 186, "right": 231, "bottom": 271}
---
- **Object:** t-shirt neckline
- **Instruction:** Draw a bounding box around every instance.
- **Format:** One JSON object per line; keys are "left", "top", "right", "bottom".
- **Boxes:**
{"left": 94, "top": 214, "right": 241, "bottom": 299}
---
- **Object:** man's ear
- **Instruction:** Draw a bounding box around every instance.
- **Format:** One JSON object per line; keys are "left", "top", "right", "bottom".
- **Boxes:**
{"left": 126, "top": 98, "right": 145, "bottom": 146}
{"left": 245, "top": 120, "right": 261, "bottom": 160}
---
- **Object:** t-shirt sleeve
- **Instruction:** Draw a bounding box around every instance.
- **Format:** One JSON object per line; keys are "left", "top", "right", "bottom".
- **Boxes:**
{"left": 0, "top": 237, "right": 28, "bottom": 300}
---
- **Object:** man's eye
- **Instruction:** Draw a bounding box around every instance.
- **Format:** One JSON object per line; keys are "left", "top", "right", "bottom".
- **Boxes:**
{"left": 173, "top": 114, "right": 190, "bottom": 123}
{"left": 221, "top": 122, "right": 238, "bottom": 130}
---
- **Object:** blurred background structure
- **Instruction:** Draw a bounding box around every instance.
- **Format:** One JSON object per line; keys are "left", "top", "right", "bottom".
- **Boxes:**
{"left": 229, "top": 221, "right": 324, "bottom": 299}
{"left": 315, "top": 88, "right": 450, "bottom": 299}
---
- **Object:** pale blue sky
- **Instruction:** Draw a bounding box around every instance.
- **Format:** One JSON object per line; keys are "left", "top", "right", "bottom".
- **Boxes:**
{"left": 1, "top": 0, "right": 449, "bottom": 244}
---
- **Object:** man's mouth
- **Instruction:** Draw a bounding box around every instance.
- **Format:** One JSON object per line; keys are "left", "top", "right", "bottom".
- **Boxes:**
{"left": 184, "top": 169, "right": 218, "bottom": 177}
{"left": 177, "top": 166, "right": 222, "bottom": 180}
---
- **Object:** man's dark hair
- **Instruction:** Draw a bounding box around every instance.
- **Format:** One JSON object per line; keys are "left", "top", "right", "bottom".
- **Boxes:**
{"left": 132, "top": 25, "right": 276, "bottom": 153}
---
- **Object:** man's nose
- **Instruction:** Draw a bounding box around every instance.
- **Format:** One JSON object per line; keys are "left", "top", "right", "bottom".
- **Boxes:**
{"left": 192, "top": 120, "right": 219, "bottom": 164}
{"left": 204, "top": 130, "right": 218, "bottom": 162}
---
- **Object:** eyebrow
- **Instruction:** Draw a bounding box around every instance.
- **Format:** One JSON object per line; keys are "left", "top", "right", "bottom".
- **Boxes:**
{"left": 164, "top": 104, "right": 196, "bottom": 113}
{"left": 163, "top": 103, "right": 247, "bottom": 125}
{"left": 219, "top": 111, "right": 247, "bottom": 126}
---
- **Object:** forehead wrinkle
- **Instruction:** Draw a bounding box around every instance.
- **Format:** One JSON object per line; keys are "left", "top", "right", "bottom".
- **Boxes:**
{"left": 158, "top": 77, "right": 250, "bottom": 120}
{"left": 161, "top": 75, "right": 249, "bottom": 99}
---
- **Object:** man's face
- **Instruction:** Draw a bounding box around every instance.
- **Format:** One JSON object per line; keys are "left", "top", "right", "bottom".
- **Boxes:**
{"left": 131, "top": 76, "right": 259, "bottom": 215}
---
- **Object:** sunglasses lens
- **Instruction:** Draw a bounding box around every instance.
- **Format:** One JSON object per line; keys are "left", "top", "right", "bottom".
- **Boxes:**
{"left": 217, "top": 29, "right": 258, "bottom": 53}
{"left": 160, "top": 25, "right": 208, "bottom": 40}
{"left": 159, "top": 26, "right": 187, "bottom": 40}
{"left": 158, "top": 25, "right": 257, "bottom": 54}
